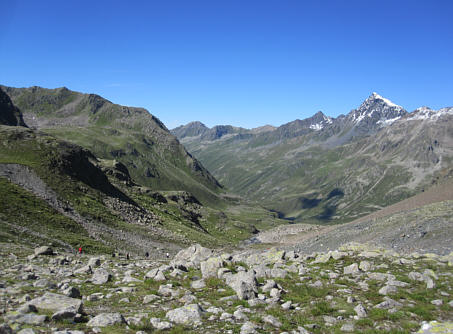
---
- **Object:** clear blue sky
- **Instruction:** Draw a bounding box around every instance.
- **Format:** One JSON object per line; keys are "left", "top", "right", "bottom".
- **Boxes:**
{"left": 1, "top": 0, "right": 452, "bottom": 129}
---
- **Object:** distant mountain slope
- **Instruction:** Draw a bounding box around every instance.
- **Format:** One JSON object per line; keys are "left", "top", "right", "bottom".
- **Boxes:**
{"left": 1, "top": 85, "right": 222, "bottom": 205}
{"left": 173, "top": 93, "right": 453, "bottom": 223}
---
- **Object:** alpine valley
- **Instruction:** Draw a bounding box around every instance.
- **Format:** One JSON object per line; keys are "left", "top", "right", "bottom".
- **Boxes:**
{"left": 1, "top": 85, "right": 453, "bottom": 334}
{"left": 172, "top": 93, "right": 453, "bottom": 224}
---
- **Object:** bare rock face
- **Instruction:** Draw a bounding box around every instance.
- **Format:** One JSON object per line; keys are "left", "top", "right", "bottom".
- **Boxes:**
{"left": 165, "top": 304, "right": 203, "bottom": 325}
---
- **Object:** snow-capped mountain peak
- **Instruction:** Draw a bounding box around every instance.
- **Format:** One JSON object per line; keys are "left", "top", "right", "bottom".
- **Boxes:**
{"left": 348, "top": 92, "right": 407, "bottom": 129}
{"left": 309, "top": 112, "right": 333, "bottom": 131}
{"left": 369, "top": 92, "right": 403, "bottom": 109}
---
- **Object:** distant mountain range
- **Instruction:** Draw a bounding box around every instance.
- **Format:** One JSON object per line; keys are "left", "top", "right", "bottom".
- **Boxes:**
{"left": 172, "top": 93, "right": 453, "bottom": 223}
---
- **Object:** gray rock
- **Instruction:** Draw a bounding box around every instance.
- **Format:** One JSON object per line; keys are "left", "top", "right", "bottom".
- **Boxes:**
{"left": 172, "top": 244, "right": 213, "bottom": 268}
{"left": 378, "top": 285, "right": 397, "bottom": 295}
{"left": 51, "top": 308, "right": 77, "bottom": 321}
{"left": 225, "top": 270, "right": 258, "bottom": 300}
{"left": 150, "top": 317, "right": 173, "bottom": 330}
{"left": 431, "top": 299, "right": 443, "bottom": 306}
{"left": 233, "top": 309, "right": 249, "bottom": 321}
{"left": 87, "top": 257, "right": 101, "bottom": 267}
{"left": 359, "top": 261, "right": 371, "bottom": 272}
{"left": 166, "top": 304, "right": 203, "bottom": 325}
{"left": 344, "top": 263, "right": 360, "bottom": 275}
{"left": 9, "top": 313, "right": 48, "bottom": 325}
{"left": 17, "top": 303, "right": 38, "bottom": 314}
{"left": 28, "top": 292, "right": 83, "bottom": 313}
{"left": 143, "top": 294, "right": 159, "bottom": 304}
{"left": 340, "top": 323, "right": 355, "bottom": 332}
{"left": 191, "top": 279, "right": 206, "bottom": 289}
{"left": 262, "top": 314, "right": 282, "bottom": 327}
{"left": 374, "top": 297, "right": 403, "bottom": 309}
{"left": 62, "top": 286, "right": 81, "bottom": 299}
{"left": 262, "top": 279, "right": 277, "bottom": 293}
{"left": 270, "top": 268, "right": 287, "bottom": 279}
{"left": 241, "top": 321, "right": 258, "bottom": 334}
{"left": 34, "top": 246, "right": 53, "bottom": 256}
{"left": 354, "top": 304, "right": 367, "bottom": 318}
{"left": 91, "top": 268, "right": 111, "bottom": 285}
{"left": 87, "top": 313, "right": 126, "bottom": 327}
{"left": 201, "top": 257, "right": 223, "bottom": 279}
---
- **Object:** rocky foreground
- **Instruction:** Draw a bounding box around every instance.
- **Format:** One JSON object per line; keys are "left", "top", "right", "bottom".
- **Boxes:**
{"left": 1, "top": 243, "right": 452, "bottom": 334}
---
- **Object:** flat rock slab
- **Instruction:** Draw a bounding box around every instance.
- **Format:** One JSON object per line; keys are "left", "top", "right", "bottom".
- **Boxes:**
{"left": 29, "top": 292, "right": 83, "bottom": 313}
{"left": 87, "top": 313, "right": 126, "bottom": 327}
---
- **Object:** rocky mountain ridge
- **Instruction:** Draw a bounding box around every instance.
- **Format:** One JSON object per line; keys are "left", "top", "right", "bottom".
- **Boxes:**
{"left": 172, "top": 93, "right": 453, "bottom": 223}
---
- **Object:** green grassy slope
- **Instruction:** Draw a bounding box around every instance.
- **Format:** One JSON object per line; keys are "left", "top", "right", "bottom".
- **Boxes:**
{"left": 1, "top": 85, "right": 222, "bottom": 206}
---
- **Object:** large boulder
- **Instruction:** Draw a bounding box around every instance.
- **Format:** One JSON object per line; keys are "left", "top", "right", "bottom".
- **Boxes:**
{"left": 201, "top": 257, "right": 223, "bottom": 279}
{"left": 225, "top": 271, "right": 258, "bottom": 300}
{"left": 166, "top": 304, "right": 203, "bottom": 325}
{"left": 34, "top": 246, "right": 54, "bottom": 256}
{"left": 172, "top": 244, "right": 213, "bottom": 268}
{"left": 91, "top": 268, "right": 111, "bottom": 285}
{"left": 28, "top": 292, "right": 83, "bottom": 313}
{"left": 87, "top": 313, "right": 126, "bottom": 327}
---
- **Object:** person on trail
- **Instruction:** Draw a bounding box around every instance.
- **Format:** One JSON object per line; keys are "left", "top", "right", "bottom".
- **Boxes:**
{"left": 166, "top": 252, "right": 169, "bottom": 259}
{"left": 126, "top": 253, "right": 130, "bottom": 260}
{"left": 78, "top": 247, "right": 82, "bottom": 255}
{"left": 145, "top": 252, "right": 149, "bottom": 258}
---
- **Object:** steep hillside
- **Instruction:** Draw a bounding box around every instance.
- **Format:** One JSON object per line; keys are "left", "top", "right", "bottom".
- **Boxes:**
{"left": 1, "top": 85, "right": 221, "bottom": 205}
{"left": 0, "top": 87, "right": 26, "bottom": 126}
{"left": 173, "top": 93, "right": 453, "bottom": 223}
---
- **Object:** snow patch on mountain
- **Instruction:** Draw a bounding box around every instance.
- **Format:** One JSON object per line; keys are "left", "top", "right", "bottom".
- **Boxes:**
{"left": 408, "top": 107, "right": 453, "bottom": 121}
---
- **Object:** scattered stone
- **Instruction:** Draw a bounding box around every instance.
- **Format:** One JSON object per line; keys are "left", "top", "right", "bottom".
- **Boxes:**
{"left": 379, "top": 285, "right": 398, "bottom": 295}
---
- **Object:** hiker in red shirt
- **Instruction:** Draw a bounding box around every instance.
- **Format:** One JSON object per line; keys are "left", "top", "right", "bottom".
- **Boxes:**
{"left": 78, "top": 247, "right": 82, "bottom": 255}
